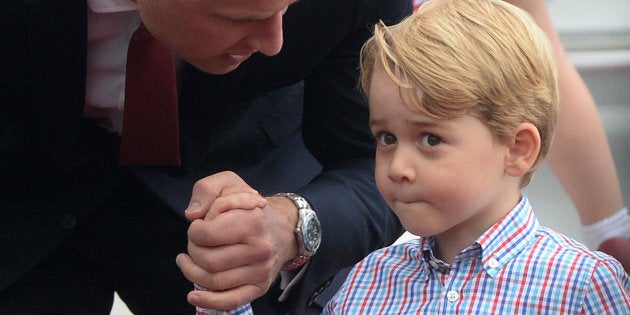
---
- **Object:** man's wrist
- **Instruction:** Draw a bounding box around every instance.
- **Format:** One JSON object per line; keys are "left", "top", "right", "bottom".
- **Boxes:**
{"left": 273, "top": 193, "right": 322, "bottom": 270}
{"left": 267, "top": 195, "right": 300, "bottom": 266}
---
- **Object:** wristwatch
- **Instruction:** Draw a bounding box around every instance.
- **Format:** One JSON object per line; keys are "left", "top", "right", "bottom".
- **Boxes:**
{"left": 275, "top": 193, "right": 322, "bottom": 270}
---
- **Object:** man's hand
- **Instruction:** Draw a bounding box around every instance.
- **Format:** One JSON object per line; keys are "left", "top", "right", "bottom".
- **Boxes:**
{"left": 183, "top": 171, "right": 266, "bottom": 221}
{"left": 176, "top": 171, "right": 299, "bottom": 310}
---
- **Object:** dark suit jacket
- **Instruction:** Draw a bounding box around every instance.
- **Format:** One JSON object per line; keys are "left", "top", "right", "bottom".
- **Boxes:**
{"left": 1, "top": 0, "right": 410, "bottom": 313}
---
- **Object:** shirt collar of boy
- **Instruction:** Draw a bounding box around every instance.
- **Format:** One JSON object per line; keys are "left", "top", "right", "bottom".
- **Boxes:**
{"left": 421, "top": 248, "right": 451, "bottom": 275}
{"left": 419, "top": 195, "right": 538, "bottom": 278}
{"left": 476, "top": 195, "right": 538, "bottom": 277}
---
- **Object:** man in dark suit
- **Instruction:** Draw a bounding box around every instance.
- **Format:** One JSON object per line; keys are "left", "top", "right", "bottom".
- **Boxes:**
{"left": 1, "top": 0, "right": 410, "bottom": 313}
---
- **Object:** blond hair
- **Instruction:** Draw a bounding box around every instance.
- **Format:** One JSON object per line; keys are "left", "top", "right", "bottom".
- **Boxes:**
{"left": 361, "top": 0, "right": 559, "bottom": 186}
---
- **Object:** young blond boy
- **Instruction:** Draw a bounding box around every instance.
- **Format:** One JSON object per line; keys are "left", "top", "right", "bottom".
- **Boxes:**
{"left": 323, "top": 0, "right": 630, "bottom": 313}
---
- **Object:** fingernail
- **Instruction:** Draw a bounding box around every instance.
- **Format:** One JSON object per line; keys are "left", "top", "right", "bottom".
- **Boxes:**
{"left": 185, "top": 202, "right": 202, "bottom": 214}
{"left": 190, "top": 293, "right": 201, "bottom": 304}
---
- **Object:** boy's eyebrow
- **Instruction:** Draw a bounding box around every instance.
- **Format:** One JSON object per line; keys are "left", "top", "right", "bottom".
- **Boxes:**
{"left": 408, "top": 119, "right": 441, "bottom": 128}
{"left": 368, "top": 118, "right": 385, "bottom": 128}
{"left": 369, "top": 117, "right": 441, "bottom": 128}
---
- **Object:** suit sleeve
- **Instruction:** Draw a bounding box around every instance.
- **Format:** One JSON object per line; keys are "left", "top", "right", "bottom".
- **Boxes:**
{"left": 287, "top": 0, "right": 412, "bottom": 312}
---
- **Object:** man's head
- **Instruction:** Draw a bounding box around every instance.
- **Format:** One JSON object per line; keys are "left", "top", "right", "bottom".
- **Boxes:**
{"left": 135, "top": 0, "right": 296, "bottom": 74}
{"left": 361, "top": 0, "right": 559, "bottom": 186}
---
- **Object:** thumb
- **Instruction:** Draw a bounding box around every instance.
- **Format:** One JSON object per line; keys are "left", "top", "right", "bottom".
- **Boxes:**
{"left": 184, "top": 171, "right": 257, "bottom": 221}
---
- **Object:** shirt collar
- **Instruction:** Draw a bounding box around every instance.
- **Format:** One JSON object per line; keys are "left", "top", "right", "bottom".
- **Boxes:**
{"left": 475, "top": 194, "right": 539, "bottom": 277}
{"left": 88, "top": 0, "right": 137, "bottom": 13}
{"left": 419, "top": 195, "right": 539, "bottom": 277}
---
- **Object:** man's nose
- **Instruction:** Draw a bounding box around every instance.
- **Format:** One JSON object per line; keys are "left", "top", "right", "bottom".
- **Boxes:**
{"left": 246, "top": 11, "right": 284, "bottom": 56}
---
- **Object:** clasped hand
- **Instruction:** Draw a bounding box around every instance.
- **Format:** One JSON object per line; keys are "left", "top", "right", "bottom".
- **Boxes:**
{"left": 176, "top": 171, "right": 299, "bottom": 310}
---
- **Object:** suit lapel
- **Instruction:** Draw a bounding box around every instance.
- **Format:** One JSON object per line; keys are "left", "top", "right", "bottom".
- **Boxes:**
{"left": 178, "top": 62, "right": 250, "bottom": 170}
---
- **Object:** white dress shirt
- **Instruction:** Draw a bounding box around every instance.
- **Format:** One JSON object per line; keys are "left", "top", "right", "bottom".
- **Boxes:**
{"left": 84, "top": 0, "right": 139, "bottom": 134}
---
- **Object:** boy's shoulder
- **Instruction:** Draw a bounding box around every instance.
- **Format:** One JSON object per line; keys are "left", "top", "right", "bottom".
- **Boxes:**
{"left": 523, "top": 225, "right": 625, "bottom": 273}
{"left": 536, "top": 226, "right": 614, "bottom": 259}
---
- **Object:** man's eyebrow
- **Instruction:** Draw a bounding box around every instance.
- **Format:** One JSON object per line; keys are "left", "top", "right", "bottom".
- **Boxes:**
{"left": 228, "top": 0, "right": 299, "bottom": 20}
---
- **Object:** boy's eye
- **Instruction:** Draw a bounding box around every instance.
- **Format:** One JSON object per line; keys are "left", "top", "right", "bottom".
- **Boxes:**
{"left": 377, "top": 132, "right": 397, "bottom": 146}
{"left": 421, "top": 134, "right": 441, "bottom": 147}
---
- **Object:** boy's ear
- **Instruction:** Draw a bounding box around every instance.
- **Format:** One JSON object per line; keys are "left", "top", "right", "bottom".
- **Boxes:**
{"left": 505, "top": 123, "right": 540, "bottom": 177}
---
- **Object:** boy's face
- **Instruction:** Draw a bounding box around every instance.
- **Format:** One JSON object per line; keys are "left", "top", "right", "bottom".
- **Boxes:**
{"left": 368, "top": 63, "right": 521, "bottom": 241}
{"left": 135, "top": 0, "right": 295, "bottom": 74}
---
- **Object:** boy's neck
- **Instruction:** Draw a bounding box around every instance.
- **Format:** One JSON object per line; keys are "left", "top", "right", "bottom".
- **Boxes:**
{"left": 432, "top": 194, "right": 523, "bottom": 265}
{"left": 433, "top": 230, "right": 481, "bottom": 265}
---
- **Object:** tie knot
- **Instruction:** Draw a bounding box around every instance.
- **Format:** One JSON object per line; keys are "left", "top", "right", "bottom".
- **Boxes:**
{"left": 132, "top": 24, "right": 154, "bottom": 42}
{"left": 130, "top": 24, "right": 168, "bottom": 54}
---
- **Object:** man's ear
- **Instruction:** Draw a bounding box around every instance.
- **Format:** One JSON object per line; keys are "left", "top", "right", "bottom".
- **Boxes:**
{"left": 505, "top": 123, "right": 540, "bottom": 177}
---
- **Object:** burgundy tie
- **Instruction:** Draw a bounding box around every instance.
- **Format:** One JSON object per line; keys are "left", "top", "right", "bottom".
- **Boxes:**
{"left": 119, "top": 24, "right": 181, "bottom": 166}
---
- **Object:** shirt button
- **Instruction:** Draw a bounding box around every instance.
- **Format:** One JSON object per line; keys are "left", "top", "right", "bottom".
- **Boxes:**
{"left": 307, "top": 290, "right": 319, "bottom": 306}
{"left": 447, "top": 290, "right": 459, "bottom": 302}
{"left": 488, "top": 257, "right": 499, "bottom": 269}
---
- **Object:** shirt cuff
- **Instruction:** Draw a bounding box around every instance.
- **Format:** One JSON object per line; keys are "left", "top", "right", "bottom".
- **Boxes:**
{"left": 278, "top": 261, "right": 310, "bottom": 302}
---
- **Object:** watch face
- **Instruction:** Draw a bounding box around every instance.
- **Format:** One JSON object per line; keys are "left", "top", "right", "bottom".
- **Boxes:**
{"left": 304, "top": 215, "right": 321, "bottom": 251}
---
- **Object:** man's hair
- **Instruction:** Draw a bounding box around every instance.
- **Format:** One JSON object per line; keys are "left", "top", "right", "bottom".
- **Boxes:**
{"left": 360, "top": 0, "right": 559, "bottom": 186}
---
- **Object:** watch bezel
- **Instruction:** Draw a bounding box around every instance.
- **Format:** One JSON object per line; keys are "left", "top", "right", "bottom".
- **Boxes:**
{"left": 275, "top": 193, "right": 322, "bottom": 270}
{"left": 299, "top": 210, "right": 321, "bottom": 253}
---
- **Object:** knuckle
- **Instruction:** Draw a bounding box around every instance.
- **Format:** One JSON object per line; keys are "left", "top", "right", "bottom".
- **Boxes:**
{"left": 259, "top": 240, "right": 274, "bottom": 258}
{"left": 213, "top": 197, "right": 230, "bottom": 209}
{"left": 220, "top": 170, "right": 237, "bottom": 177}
{"left": 193, "top": 178, "right": 213, "bottom": 193}
{"left": 247, "top": 209, "right": 266, "bottom": 229}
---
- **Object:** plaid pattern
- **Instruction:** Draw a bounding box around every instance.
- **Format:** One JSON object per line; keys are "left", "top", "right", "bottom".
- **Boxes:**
{"left": 193, "top": 283, "right": 253, "bottom": 315}
{"left": 195, "top": 304, "right": 253, "bottom": 315}
{"left": 324, "top": 196, "right": 630, "bottom": 314}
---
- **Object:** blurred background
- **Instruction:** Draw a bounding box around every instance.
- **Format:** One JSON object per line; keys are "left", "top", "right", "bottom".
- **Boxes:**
{"left": 111, "top": 0, "right": 630, "bottom": 313}
{"left": 519, "top": 0, "right": 630, "bottom": 243}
